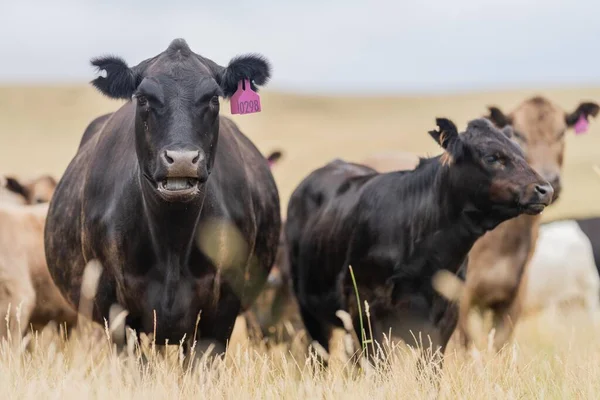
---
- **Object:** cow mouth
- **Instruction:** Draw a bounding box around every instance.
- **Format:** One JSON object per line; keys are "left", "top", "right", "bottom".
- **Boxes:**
{"left": 521, "top": 203, "right": 546, "bottom": 215}
{"left": 154, "top": 177, "right": 201, "bottom": 201}
{"left": 159, "top": 178, "right": 199, "bottom": 192}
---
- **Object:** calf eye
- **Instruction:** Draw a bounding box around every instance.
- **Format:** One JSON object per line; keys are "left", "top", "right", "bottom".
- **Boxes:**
{"left": 484, "top": 154, "right": 504, "bottom": 166}
{"left": 136, "top": 95, "right": 148, "bottom": 106}
{"left": 210, "top": 96, "right": 220, "bottom": 107}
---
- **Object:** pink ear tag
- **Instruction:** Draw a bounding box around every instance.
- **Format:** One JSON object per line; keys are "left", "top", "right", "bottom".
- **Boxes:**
{"left": 574, "top": 114, "right": 589, "bottom": 135}
{"left": 230, "top": 79, "right": 262, "bottom": 115}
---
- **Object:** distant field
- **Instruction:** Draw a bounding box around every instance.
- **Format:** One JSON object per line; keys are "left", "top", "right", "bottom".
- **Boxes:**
{"left": 1, "top": 85, "right": 600, "bottom": 221}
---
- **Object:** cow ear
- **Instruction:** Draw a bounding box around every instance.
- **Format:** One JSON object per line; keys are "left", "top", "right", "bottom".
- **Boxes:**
{"left": 220, "top": 54, "right": 272, "bottom": 98}
{"left": 4, "top": 177, "right": 28, "bottom": 199}
{"left": 486, "top": 106, "right": 512, "bottom": 128}
{"left": 565, "top": 102, "right": 600, "bottom": 126}
{"left": 500, "top": 125, "right": 514, "bottom": 139}
{"left": 90, "top": 56, "right": 140, "bottom": 100}
{"left": 266, "top": 150, "right": 283, "bottom": 167}
{"left": 429, "top": 118, "right": 459, "bottom": 150}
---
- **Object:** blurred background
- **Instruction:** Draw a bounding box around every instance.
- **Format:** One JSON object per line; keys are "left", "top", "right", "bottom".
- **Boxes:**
{"left": 1, "top": 0, "right": 599, "bottom": 220}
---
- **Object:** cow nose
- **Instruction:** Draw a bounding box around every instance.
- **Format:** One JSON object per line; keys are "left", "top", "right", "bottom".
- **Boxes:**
{"left": 534, "top": 182, "right": 554, "bottom": 204}
{"left": 162, "top": 150, "right": 202, "bottom": 178}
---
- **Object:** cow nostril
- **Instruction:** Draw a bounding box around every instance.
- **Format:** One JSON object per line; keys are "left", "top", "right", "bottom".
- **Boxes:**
{"left": 192, "top": 151, "right": 200, "bottom": 165}
{"left": 535, "top": 184, "right": 549, "bottom": 195}
{"left": 164, "top": 151, "right": 174, "bottom": 164}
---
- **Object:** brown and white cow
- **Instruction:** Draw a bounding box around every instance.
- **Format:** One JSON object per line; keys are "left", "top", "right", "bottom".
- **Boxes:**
{"left": 457, "top": 96, "right": 599, "bottom": 350}
{"left": 0, "top": 177, "right": 78, "bottom": 345}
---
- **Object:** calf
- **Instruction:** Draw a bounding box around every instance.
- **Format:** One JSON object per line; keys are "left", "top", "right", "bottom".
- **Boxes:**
{"left": 523, "top": 219, "right": 600, "bottom": 319}
{"left": 286, "top": 118, "right": 553, "bottom": 366}
{"left": 0, "top": 203, "right": 78, "bottom": 344}
{"left": 458, "top": 97, "right": 599, "bottom": 350}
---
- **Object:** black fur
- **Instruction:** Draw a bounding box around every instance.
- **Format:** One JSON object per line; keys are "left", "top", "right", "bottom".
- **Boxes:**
{"left": 428, "top": 118, "right": 458, "bottom": 149}
{"left": 89, "top": 40, "right": 271, "bottom": 101}
{"left": 221, "top": 54, "right": 272, "bottom": 97}
{"left": 266, "top": 150, "right": 283, "bottom": 164}
{"left": 486, "top": 106, "right": 512, "bottom": 128}
{"left": 90, "top": 56, "right": 140, "bottom": 100}
{"left": 565, "top": 102, "right": 600, "bottom": 126}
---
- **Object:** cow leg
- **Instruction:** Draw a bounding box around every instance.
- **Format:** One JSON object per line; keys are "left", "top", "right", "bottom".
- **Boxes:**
{"left": 0, "top": 275, "right": 36, "bottom": 348}
{"left": 491, "top": 308, "right": 515, "bottom": 351}
{"left": 298, "top": 304, "right": 330, "bottom": 353}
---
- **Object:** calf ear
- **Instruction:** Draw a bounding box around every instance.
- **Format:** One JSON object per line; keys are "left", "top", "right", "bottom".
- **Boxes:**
{"left": 220, "top": 54, "right": 272, "bottom": 98}
{"left": 500, "top": 125, "right": 514, "bottom": 139}
{"left": 429, "top": 118, "right": 459, "bottom": 150}
{"left": 90, "top": 56, "right": 140, "bottom": 100}
{"left": 486, "top": 106, "right": 512, "bottom": 128}
{"left": 4, "top": 177, "right": 28, "bottom": 199}
{"left": 566, "top": 102, "right": 600, "bottom": 126}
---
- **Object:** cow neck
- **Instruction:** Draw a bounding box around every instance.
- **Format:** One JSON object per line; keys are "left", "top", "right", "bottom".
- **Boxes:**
{"left": 388, "top": 159, "right": 482, "bottom": 281}
{"left": 139, "top": 176, "right": 205, "bottom": 266}
{"left": 394, "top": 158, "right": 470, "bottom": 242}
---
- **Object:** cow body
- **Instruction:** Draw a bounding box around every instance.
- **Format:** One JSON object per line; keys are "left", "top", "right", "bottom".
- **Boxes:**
{"left": 0, "top": 203, "right": 77, "bottom": 344}
{"left": 287, "top": 118, "right": 553, "bottom": 363}
{"left": 44, "top": 39, "right": 280, "bottom": 350}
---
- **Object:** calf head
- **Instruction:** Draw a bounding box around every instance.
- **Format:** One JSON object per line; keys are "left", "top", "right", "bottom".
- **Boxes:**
{"left": 90, "top": 38, "right": 271, "bottom": 203}
{"left": 486, "top": 97, "right": 599, "bottom": 201}
{"left": 1, "top": 175, "right": 57, "bottom": 204}
{"left": 429, "top": 118, "right": 553, "bottom": 227}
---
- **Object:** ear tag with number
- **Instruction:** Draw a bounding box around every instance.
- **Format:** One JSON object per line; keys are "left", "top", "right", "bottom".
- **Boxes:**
{"left": 574, "top": 114, "right": 589, "bottom": 135}
{"left": 230, "top": 79, "right": 262, "bottom": 115}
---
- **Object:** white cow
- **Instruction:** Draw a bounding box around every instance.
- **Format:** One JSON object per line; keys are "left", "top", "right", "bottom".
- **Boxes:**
{"left": 523, "top": 219, "right": 600, "bottom": 320}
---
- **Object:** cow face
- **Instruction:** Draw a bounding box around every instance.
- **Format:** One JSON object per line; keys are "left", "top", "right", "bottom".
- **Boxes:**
{"left": 429, "top": 118, "right": 553, "bottom": 220}
{"left": 1, "top": 175, "right": 57, "bottom": 204}
{"left": 89, "top": 39, "right": 271, "bottom": 203}
{"left": 486, "top": 97, "right": 599, "bottom": 202}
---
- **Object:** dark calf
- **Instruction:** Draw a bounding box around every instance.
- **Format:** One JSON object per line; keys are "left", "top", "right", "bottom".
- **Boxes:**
{"left": 286, "top": 118, "right": 552, "bottom": 368}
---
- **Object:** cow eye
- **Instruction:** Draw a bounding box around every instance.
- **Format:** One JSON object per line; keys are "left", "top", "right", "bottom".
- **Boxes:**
{"left": 484, "top": 154, "right": 503, "bottom": 165}
{"left": 210, "top": 96, "right": 220, "bottom": 107}
{"left": 136, "top": 95, "right": 148, "bottom": 106}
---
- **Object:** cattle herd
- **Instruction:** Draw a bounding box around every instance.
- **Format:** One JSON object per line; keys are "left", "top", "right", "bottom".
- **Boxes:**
{"left": 2, "top": 38, "right": 600, "bottom": 375}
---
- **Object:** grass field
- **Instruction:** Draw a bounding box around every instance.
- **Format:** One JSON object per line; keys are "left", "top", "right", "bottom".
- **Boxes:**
{"left": 1, "top": 85, "right": 600, "bottom": 399}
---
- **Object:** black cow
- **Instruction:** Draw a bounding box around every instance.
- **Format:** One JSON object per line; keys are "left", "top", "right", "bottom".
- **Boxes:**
{"left": 44, "top": 39, "right": 281, "bottom": 354}
{"left": 286, "top": 118, "right": 553, "bottom": 366}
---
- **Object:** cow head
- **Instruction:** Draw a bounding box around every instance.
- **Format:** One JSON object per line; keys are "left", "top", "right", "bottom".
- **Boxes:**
{"left": 429, "top": 118, "right": 553, "bottom": 225}
{"left": 1, "top": 175, "right": 57, "bottom": 205}
{"left": 486, "top": 97, "right": 599, "bottom": 201}
{"left": 89, "top": 38, "right": 271, "bottom": 203}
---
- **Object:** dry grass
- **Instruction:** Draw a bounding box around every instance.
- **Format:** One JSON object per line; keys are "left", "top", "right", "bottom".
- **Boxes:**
{"left": 2, "top": 305, "right": 600, "bottom": 399}
{"left": 2, "top": 85, "right": 600, "bottom": 398}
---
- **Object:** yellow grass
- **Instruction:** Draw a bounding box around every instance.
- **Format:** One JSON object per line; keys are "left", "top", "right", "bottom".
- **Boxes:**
{"left": 1, "top": 85, "right": 600, "bottom": 398}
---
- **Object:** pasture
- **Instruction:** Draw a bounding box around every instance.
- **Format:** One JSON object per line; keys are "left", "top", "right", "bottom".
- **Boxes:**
{"left": 1, "top": 85, "right": 600, "bottom": 398}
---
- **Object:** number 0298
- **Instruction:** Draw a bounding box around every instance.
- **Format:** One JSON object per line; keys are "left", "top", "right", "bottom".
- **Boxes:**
{"left": 238, "top": 100, "right": 260, "bottom": 114}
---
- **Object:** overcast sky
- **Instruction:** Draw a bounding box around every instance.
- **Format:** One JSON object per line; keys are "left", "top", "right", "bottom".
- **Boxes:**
{"left": 1, "top": 0, "right": 599, "bottom": 94}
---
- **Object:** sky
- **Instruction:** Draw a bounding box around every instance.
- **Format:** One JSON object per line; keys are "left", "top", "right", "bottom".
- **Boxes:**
{"left": 1, "top": 0, "right": 599, "bottom": 94}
